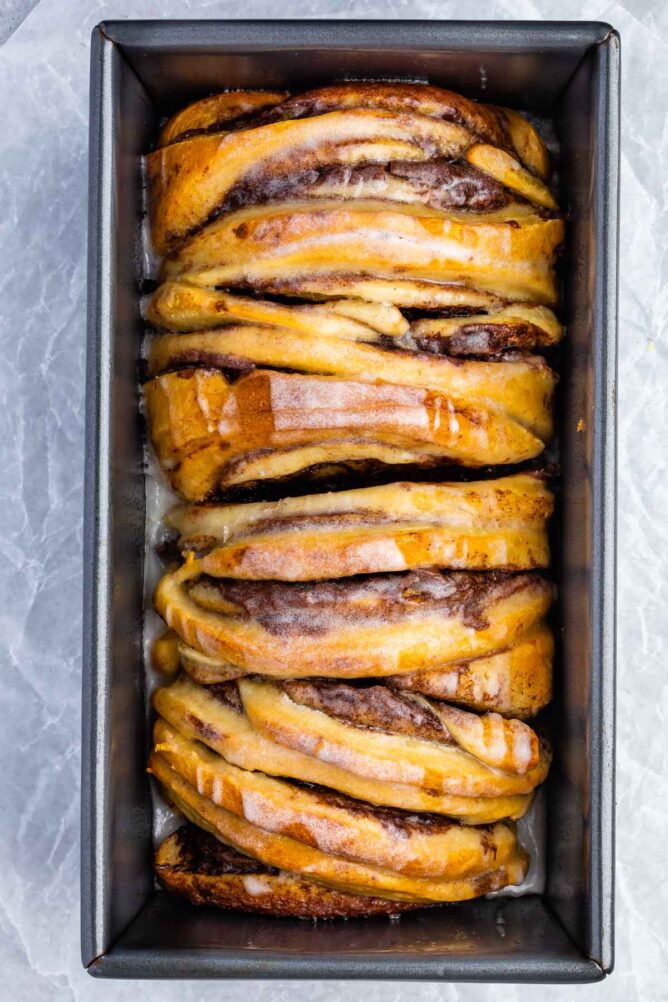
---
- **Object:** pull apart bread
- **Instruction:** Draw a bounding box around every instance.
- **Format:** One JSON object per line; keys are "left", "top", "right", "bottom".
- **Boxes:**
{"left": 145, "top": 361, "right": 554, "bottom": 498}
{"left": 154, "top": 563, "right": 554, "bottom": 686}
{"left": 146, "top": 83, "right": 559, "bottom": 914}
{"left": 144, "top": 83, "right": 563, "bottom": 499}
{"left": 150, "top": 704, "right": 533, "bottom": 904}
{"left": 151, "top": 751, "right": 528, "bottom": 905}
{"left": 166, "top": 472, "right": 553, "bottom": 580}
{"left": 153, "top": 675, "right": 548, "bottom": 811}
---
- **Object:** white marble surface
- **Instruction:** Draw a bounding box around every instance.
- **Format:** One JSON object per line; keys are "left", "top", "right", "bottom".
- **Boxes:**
{"left": 1, "top": 1, "right": 666, "bottom": 999}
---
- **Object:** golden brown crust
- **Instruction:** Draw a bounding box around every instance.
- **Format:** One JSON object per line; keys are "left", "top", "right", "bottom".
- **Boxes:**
{"left": 156, "top": 825, "right": 426, "bottom": 917}
{"left": 388, "top": 621, "right": 554, "bottom": 719}
{"left": 147, "top": 110, "right": 474, "bottom": 253}
{"left": 167, "top": 473, "right": 553, "bottom": 581}
{"left": 157, "top": 91, "right": 289, "bottom": 148}
{"left": 146, "top": 282, "right": 409, "bottom": 338}
{"left": 150, "top": 752, "right": 529, "bottom": 902}
{"left": 144, "top": 368, "right": 547, "bottom": 500}
{"left": 154, "top": 560, "right": 554, "bottom": 680}
{"left": 255, "top": 83, "right": 511, "bottom": 148}
{"left": 238, "top": 678, "right": 549, "bottom": 796}
{"left": 147, "top": 327, "right": 556, "bottom": 441}
{"left": 161, "top": 201, "right": 564, "bottom": 306}
{"left": 147, "top": 283, "right": 564, "bottom": 355}
{"left": 465, "top": 144, "right": 558, "bottom": 211}
{"left": 279, "top": 680, "right": 541, "bottom": 774}
{"left": 177, "top": 645, "right": 251, "bottom": 684}
{"left": 496, "top": 107, "right": 551, "bottom": 181}
{"left": 156, "top": 85, "right": 550, "bottom": 180}
{"left": 151, "top": 630, "right": 181, "bottom": 676}
{"left": 153, "top": 718, "right": 520, "bottom": 878}
{"left": 154, "top": 675, "right": 533, "bottom": 822}
{"left": 175, "top": 619, "right": 553, "bottom": 720}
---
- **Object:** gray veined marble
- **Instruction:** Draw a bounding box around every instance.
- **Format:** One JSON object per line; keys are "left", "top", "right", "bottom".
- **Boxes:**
{"left": 0, "top": 1, "right": 667, "bottom": 999}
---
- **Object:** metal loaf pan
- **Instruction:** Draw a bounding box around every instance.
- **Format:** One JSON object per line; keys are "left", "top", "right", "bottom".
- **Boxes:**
{"left": 82, "top": 19, "right": 619, "bottom": 982}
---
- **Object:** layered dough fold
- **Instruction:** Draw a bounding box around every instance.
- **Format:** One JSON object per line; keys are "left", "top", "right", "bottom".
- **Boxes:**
{"left": 153, "top": 674, "right": 536, "bottom": 821}
{"left": 146, "top": 85, "right": 562, "bottom": 500}
{"left": 160, "top": 201, "right": 563, "bottom": 307}
{"left": 172, "top": 619, "right": 553, "bottom": 720}
{"left": 167, "top": 473, "right": 553, "bottom": 580}
{"left": 153, "top": 716, "right": 526, "bottom": 875}
{"left": 155, "top": 825, "right": 431, "bottom": 917}
{"left": 149, "top": 674, "right": 538, "bottom": 902}
{"left": 147, "top": 327, "right": 555, "bottom": 437}
{"left": 155, "top": 562, "right": 553, "bottom": 682}
{"left": 148, "top": 82, "right": 556, "bottom": 255}
{"left": 151, "top": 751, "right": 528, "bottom": 903}
{"left": 145, "top": 368, "right": 550, "bottom": 499}
{"left": 147, "top": 281, "right": 562, "bottom": 354}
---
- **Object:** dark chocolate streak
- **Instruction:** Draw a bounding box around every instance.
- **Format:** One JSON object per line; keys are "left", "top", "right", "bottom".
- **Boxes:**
{"left": 158, "top": 826, "right": 433, "bottom": 915}
{"left": 281, "top": 679, "right": 452, "bottom": 744}
{"left": 159, "top": 106, "right": 288, "bottom": 149}
{"left": 222, "top": 160, "right": 510, "bottom": 214}
{"left": 162, "top": 350, "right": 256, "bottom": 374}
{"left": 288, "top": 781, "right": 465, "bottom": 835}
{"left": 187, "top": 569, "right": 541, "bottom": 636}
{"left": 169, "top": 824, "right": 276, "bottom": 875}
{"left": 207, "top": 681, "right": 244, "bottom": 714}
{"left": 414, "top": 322, "right": 549, "bottom": 358}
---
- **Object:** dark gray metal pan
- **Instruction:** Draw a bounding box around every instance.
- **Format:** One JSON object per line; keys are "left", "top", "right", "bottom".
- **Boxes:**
{"left": 82, "top": 19, "right": 619, "bottom": 981}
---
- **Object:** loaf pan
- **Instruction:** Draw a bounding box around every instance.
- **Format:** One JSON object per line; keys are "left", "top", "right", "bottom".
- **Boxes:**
{"left": 82, "top": 19, "right": 619, "bottom": 982}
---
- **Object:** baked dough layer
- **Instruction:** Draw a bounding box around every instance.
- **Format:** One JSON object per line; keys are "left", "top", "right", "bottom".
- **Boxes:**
{"left": 153, "top": 717, "right": 520, "bottom": 878}
{"left": 237, "top": 678, "right": 549, "bottom": 796}
{"left": 153, "top": 674, "right": 534, "bottom": 821}
{"left": 149, "top": 83, "right": 554, "bottom": 253}
{"left": 145, "top": 368, "right": 548, "bottom": 499}
{"left": 174, "top": 620, "right": 553, "bottom": 719}
{"left": 155, "top": 825, "right": 429, "bottom": 917}
{"left": 166, "top": 473, "right": 553, "bottom": 580}
{"left": 150, "top": 752, "right": 529, "bottom": 902}
{"left": 161, "top": 201, "right": 563, "bottom": 307}
{"left": 154, "top": 562, "right": 554, "bottom": 679}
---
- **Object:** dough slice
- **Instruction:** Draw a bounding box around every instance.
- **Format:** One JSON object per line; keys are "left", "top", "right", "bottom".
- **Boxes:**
{"left": 154, "top": 562, "right": 554, "bottom": 679}
{"left": 153, "top": 717, "right": 518, "bottom": 879}
{"left": 238, "top": 678, "right": 550, "bottom": 797}
{"left": 154, "top": 675, "right": 533, "bottom": 822}
{"left": 156, "top": 824, "right": 428, "bottom": 917}
{"left": 150, "top": 752, "right": 529, "bottom": 903}
{"left": 166, "top": 473, "right": 553, "bottom": 581}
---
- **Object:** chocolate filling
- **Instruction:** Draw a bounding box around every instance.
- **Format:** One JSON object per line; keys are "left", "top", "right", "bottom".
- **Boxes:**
{"left": 187, "top": 569, "right": 543, "bottom": 635}
{"left": 414, "top": 321, "right": 549, "bottom": 358}
{"left": 169, "top": 824, "right": 277, "bottom": 875}
{"left": 285, "top": 780, "right": 464, "bottom": 835}
{"left": 222, "top": 160, "right": 510, "bottom": 215}
{"left": 206, "top": 681, "right": 244, "bottom": 714}
{"left": 249, "top": 85, "right": 511, "bottom": 149}
{"left": 281, "top": 679, "right": 452, "bottom": 744}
